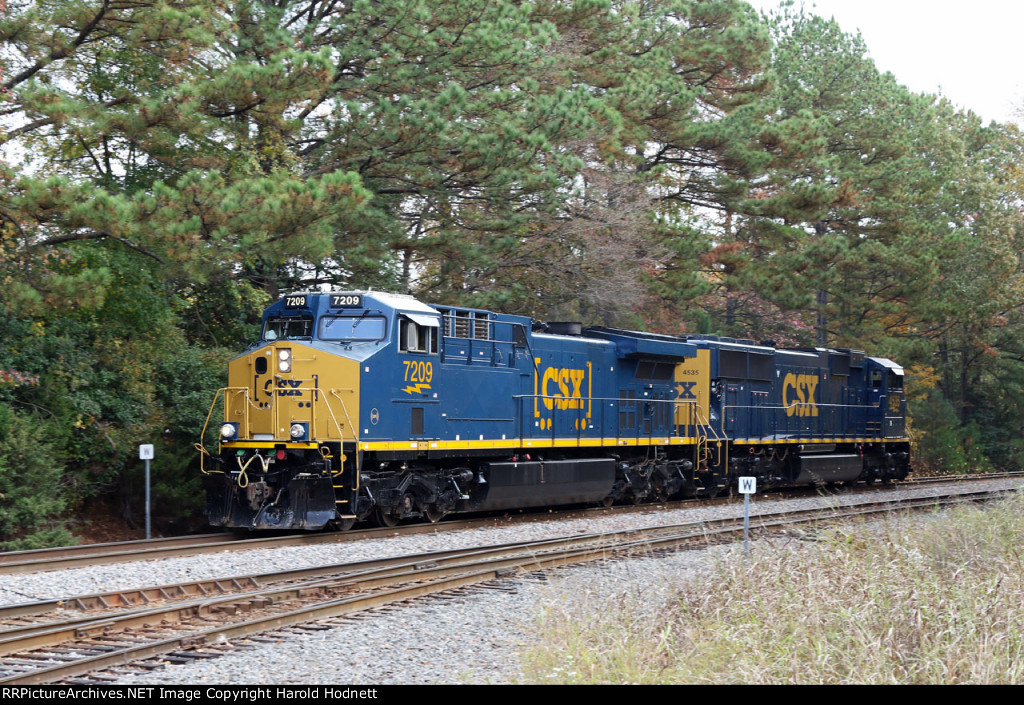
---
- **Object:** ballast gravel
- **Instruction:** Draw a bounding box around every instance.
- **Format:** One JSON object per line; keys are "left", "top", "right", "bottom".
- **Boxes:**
{"left": 0, "top": 479, "right": 1017, "bottom": 684}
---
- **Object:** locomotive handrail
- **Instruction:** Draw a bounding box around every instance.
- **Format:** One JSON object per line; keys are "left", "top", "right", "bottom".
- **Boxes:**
{"left": 328, "top": 389, "right": 361, "bottom": 487}
{"left": 198, "top": 388, "right": 226, "bottom": 455}
{"left": 255, "top": 376, "right": 350, "bottom": 445}
{"left": 327, "top": 389, "right": 358, "bottom": 444}
{"left": 203, "top": 384, "right": 358, "bottom": 446}
{"left": 722, "top": 400, "right": 889, "bottom": 413}
{"left": 695, "top": 406, "right": 720, "bottom": 443}
{"left": 694, "top": 405, "right": 722, "bottom": 470}
{"left": 198, "top": 387, "right": 253, "bottom": 474}
{"left": 721, "top": 400, "right": 899, "bottom": 439}
{"left": 439, "top": 313, "right": 535, "bottom": 371}
{"left": 513, "top": 394, "right": 698, "bottom": 406}
{"left": 725, "top": 400, "right": 880, "bottom": 414}
{"left": 513, "top": 394, "right": 698, "bottom": 441}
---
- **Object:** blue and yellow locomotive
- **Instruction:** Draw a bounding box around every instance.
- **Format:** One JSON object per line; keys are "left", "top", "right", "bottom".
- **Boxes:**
{"left": 199, "top": 291, "right": 911, "bottom": 530}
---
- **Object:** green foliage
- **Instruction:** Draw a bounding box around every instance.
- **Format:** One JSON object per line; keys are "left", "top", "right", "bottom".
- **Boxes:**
{"left": 122, "top": 345, "right": 230, "bottom": 531}
{"left": 0, "top": 237, "right": 233, "bottom": 530}
{"left": 909, "top": 390, "right": 991, "bottom": 475}
{"left": 0, "top": 403, "right": 74, "bottom": 549}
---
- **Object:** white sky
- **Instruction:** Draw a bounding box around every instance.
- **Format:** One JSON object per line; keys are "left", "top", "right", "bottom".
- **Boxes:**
{"left": 745, "top": 0, "right": 1023, "bottom": 125}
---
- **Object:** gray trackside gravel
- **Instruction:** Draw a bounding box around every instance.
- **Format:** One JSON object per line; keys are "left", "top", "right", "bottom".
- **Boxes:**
{"left": 0, "top": 478, "right": 1016, "bottom": 684}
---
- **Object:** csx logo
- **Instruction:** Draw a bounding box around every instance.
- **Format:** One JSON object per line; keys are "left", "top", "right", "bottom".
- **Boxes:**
{"left": 677, "top": 381, "right": 697, "bottom": 399}
{"left": 265, "top": 379, "right": 304, "bottom": 397}
{"left": 540, "top": 367, "right": 587, "bottom": 410}
{"left": 783, "top": 373, "right": 819, "bottom": 417}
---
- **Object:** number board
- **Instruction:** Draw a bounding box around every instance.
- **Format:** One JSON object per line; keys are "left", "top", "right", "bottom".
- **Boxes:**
{"left": 284, "top": 295, "right": 308, "bottom": 309}
{"left": 330, "top": 294, "right": 363, "bottom": 308}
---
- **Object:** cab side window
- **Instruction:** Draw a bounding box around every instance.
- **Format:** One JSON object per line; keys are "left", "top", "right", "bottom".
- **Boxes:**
{"left": 870, "top": 369, "right": 883, "bottom": 391}
{"left": 399, "top": 318, "right": 438, "bottom": 354}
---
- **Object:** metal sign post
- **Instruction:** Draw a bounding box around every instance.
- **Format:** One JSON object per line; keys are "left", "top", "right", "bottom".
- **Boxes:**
{"left": 738, "top": 476, "right": 756, "bottom": 557}
{"left": 139, "top": 444, "right": 154, "bottom": 540}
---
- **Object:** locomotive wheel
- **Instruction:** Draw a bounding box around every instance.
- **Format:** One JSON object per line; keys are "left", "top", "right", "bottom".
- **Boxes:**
{"left": 424, "top": 504, "right": 446, "bottom": 523}
{"left": 329, "top": 517, "right": 357, "bottom": 531}
{"left": 376, "top": 508, "right": 401, "bottom": 528}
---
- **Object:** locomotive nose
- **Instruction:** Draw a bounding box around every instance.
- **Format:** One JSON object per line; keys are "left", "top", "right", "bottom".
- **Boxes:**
{"left": 254, "top": 341, "right": 360, "bottom": 445}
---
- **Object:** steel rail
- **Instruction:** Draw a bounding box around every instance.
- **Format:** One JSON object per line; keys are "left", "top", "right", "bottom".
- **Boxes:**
{"left": 0, "top": 533, "right": 238, "bottom": 566}
{"left": 0, "top": 521, "right": 489, "bottom": 576}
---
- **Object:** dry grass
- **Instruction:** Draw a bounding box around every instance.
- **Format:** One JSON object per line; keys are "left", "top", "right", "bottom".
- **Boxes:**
{"left": 520, "top": 495, "right": 1024, "bottom": 684}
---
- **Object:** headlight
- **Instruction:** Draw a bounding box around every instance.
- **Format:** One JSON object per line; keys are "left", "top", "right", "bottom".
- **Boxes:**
{"left": 220, "top": 423, "right": 237, "bottom": 439}
{"left": 290, "top": 423, "right": 306, "bottom": 439}
{"left": 278, "top": 348, "right": 292, "bottom": 372}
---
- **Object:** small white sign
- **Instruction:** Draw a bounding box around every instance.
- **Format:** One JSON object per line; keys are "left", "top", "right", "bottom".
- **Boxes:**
{"left": 139, "top": 444, "right": 154, "bottom": 460}
{"left": 738, "top": 476, "right": 757, "bottom": 494}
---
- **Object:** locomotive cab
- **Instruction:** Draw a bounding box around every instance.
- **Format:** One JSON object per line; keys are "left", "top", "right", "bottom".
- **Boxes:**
{"left": 865, "top": 357, "right": 906, "bottom": 439}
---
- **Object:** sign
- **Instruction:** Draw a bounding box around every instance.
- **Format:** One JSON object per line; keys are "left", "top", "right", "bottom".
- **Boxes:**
{"left": 739, "top": 476, "right": 756, "bottom": 557}
{"left": 139, "top": 444, "right": 154, "bottom": 539}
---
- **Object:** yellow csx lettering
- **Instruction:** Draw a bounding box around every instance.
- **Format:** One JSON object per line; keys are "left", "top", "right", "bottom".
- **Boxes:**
{"left": 888, "top": 394, "right": 901, "bottom": 414}
{"left": 541, "top": 367, "right": 587, "bottom": 410}
{"left": 783, "top": 373, "right": 819, "bottom": 417}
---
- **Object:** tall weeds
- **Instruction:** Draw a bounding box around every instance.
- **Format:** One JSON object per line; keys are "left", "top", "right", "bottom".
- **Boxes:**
{"left": 520, "top": 495, "right": 1024, "bottom": 684}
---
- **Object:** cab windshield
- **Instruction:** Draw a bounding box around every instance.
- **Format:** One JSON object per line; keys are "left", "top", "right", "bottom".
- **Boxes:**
{"left": 263, "top": 316, "right": 314, "bottom": 341}
{"left": 319, "top": 315, "right": 387, "bottom": 342}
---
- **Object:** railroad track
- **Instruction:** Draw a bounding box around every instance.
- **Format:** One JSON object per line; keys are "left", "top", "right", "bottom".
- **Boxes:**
{"left": 0, "top": 483, "right": 1015, "bottom": 685}
{"left": 0, "top": 519, "right": 515, "bottom": 576}
{"left": 908, "top": 471, "right": 1024, "bottom": 485}
{"left": 2, "top": 472, "right": 1018, "bottom": 577}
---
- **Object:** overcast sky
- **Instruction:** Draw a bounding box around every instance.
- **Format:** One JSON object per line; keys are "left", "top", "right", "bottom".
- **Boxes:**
{"left": 744, "top": 0, "right": 1023, "bottom": 125}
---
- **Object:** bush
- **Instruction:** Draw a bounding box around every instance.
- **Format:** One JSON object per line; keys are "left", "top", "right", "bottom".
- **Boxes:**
{"left": 0, "top": 403, "right": 74, "bottom": 549}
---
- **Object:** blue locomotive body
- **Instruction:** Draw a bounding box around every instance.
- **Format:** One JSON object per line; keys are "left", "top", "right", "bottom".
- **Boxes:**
{"left": 200, "top": 291, "right": 910, "bottom": 530}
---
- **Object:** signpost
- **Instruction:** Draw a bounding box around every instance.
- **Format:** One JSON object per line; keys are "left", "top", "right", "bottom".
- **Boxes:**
{"left": 139, "top": 444, "right": 154, "bottom": 540}
{"left": 738, "top": 476, "right": 756, "bottom": 557}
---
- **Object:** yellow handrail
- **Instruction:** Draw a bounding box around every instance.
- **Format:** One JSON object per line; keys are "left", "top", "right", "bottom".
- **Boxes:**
{"left": 197, "top": 387, "right": 250, "bottom": 475}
